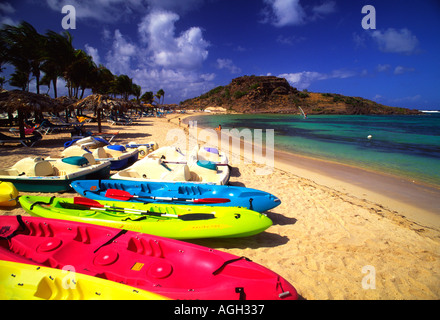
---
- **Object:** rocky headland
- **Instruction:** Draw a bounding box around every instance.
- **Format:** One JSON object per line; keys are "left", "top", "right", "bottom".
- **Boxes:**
{"left": 180, "top": 75, "right": 420, "bottom": 115}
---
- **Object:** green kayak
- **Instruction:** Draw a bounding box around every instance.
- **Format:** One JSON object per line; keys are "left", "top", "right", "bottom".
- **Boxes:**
{"left": 19, "top": 196, "right": 273, "bottom": 239}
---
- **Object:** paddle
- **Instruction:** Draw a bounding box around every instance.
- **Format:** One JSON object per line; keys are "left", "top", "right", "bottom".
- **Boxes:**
{"left": 71, "top": 197, "right": 216, "bottom": 221}
{"left": 104, "top": 188, "right": 231, "bottom": 204}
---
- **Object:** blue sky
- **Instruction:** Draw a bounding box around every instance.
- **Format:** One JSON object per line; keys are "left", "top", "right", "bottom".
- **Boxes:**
{"left": 1, "top": 0, "right": 439, "bottom": 110}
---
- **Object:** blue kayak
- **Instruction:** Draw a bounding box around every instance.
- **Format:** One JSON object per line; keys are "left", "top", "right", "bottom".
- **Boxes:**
{"left": 71, "top": 179, "right": 281, "bottom": 212}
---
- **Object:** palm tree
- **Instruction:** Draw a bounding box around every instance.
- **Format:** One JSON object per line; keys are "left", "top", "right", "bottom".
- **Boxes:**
{"left": 64, "top": 49, "right": 97, "bottom": 98}
{"left": 41, "top": 30, "right": 75, "bottom": 98}
{"left": 1, "top": 21, "right": 46, "bottom": 94}
{"left": 132, "top": 83, "right": 141, "bottom": 102}
{"left": 8, "top": 70, "right": 29, "bottom": 91}
{"left": 0, "top": 77, "right": 5, "bottom": 89}
{"left": 156, "top": 88, "right": 165, "bottom": 104}
{"left": 91, "top": 65, "right": 114, "bottom": 95}
{"left": 141, "top": 91, "right": 154, "bottom": 104}
{"left": 113, "top": 74, "right": 134, "bottom": 100}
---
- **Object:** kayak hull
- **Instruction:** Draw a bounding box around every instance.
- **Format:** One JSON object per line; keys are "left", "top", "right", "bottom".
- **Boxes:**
{"left": 0, "top": 181, "right": 19, "bottom": 206}
{"left": 0, "top": 215, "right": 297, "bottom": 300}
{"left": 0, "top": 157, "right": 111, "bottom": 192}
{"left": 19, "top": 195, "right": 273, "bottom": 239}
{"left": 0, "top": 260, "right": 168, "bottom": 300}
{"left": 71, "top": 179, "right": 281, "bottom": 213}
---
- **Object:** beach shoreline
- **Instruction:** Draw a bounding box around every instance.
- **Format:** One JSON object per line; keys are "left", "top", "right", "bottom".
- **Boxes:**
{"left": 178, "top": 113, "right": 440, "bottom": 230}
{"left": 1, "top": 113, "right": 439, "bottom": 299}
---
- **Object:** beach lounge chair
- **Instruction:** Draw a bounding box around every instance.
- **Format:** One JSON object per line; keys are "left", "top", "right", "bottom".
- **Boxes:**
{"left": 9, "top": 127, "right": 37, "bottom": 136}
{"left": 70, "top": 126, "right": 119, "bottom": 143}
{"left": 38, "top": 119, "right": 77, "bottom": 134}
{"left": 107, "top": 115, "right": 133, "bottom": 126}
{"left": 0, "top": 132, "right": 42, "bottom": 147}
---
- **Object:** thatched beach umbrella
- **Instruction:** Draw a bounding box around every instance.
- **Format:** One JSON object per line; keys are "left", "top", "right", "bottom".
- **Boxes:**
{"left": 71, "top": 94, "right": 137, "bottom": 133}
{"left": 55, "top": 96, "right": 78, "bottom": 122}
{"left": 0, "top": 89, "right": 63, "bottom": 138}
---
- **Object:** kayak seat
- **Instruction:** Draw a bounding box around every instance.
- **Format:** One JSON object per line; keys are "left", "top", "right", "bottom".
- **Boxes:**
{"left": 62, "top": 156, "right": 89, "bottom": 166}
{"left": 62, "top": 145, "right": 86, "bottom": 157}
{"left": 10, "top": 157, "right": 54, "bottom": 177}
{"left": 92, "top": 147, "right": 108, "bottom": 159}
{"left": 199, "top": 148, "right": 220, "bottom": 163}
{"left": 117, "top": 169, "right": 141, "bottom": 178}
{"left": 53, "top": 156, "right": 89, "bottom": 175}
{"left": 81, "top": 153, "right": 96, "bottom": 165}
{"left": 161, "top": 165, "right": 190, "bottom": 182}
{"left": 104, "top": 145, "right": 124, "bottom": 158}
{"left": 62, "top": 146, "right": 96, "bottom": 165}
{"left": 32, "top": 161, "right": 55, "bottom": 177}
{"left": 189, "top": 161, "right": 218, "bottom": 182}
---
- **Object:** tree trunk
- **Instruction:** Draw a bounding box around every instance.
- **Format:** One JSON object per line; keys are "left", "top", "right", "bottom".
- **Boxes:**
{"left": 18, "top": 109, "right": 25, "bottom": 139}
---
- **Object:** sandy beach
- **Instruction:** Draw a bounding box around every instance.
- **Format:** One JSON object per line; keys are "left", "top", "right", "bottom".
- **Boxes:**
{"left": 1, "top": 113, "right": 439, "bottom": 300}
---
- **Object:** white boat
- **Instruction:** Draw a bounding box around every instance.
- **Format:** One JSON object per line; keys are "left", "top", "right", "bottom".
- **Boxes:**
{"left": 0, "top": 156, "right": 111, "bottom": 192}
{"left": 125, "top": 141, "right": 158, "bottom": 158}
{"left": 111, "top": 155, "right": 230, "bottom": 185}
{"left": 61, "top": 145, "right": 139, "bottom": 170}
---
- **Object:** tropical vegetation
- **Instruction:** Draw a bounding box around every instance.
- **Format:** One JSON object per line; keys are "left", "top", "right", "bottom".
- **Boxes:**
{"left": 0, "top": 21, "right": 165, "bottom": 104}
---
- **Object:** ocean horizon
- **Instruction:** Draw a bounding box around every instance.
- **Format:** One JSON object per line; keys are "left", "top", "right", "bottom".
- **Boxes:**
{"left": 186, "top": 113, "right": 440, "bottom": 188}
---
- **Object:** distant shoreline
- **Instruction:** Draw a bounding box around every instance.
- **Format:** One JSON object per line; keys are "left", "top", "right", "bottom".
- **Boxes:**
{"left": 179, "top": 112, "right": 440, "bottom": 229}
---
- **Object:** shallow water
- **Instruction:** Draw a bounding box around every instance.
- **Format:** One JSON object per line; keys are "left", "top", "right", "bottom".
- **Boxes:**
{"left": 187, "top": 113, "right": 440, "bottom": 187}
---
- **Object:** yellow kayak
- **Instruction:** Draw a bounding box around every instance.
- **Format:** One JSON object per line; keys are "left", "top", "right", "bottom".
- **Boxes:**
{"left": 0, "top": 181, "right": 18, "bottom": 207}
{"left": 0, "top": 260, "right": 169, "bottom": 300}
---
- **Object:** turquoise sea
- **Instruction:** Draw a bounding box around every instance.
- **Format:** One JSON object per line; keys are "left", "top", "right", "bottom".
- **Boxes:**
{"left": 187, "top": 113, "right": 440, "bottom": 187}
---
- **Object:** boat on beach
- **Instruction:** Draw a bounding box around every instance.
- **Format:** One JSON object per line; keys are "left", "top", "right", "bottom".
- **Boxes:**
{"left": 0, "top": 181, "right": 18, "bottom": 207}
{"left": 125, "top": 141, "right": 159, "bottom": 158}
{"left": 63, "top": 136, "right": 110, "bottom": 149}
{"left": 62, "top": 144, "right": 139, "bottom": 170}
{"left": 19, "top": 195, "right": 273, "bottom": 239}
{"left": 0, "top": 215, "right": 297, "bottom": 300}
{"left": 111, "top": 156, "right": 230, "bottom": 185}
{"left": 0, "top": 156, "right": 111, "bottom": 192}
{"left": 0, "top": 260, "right": 168, "bottom": 300}
{"left": 71, "top": 179, "right": 281, "bottom": 212}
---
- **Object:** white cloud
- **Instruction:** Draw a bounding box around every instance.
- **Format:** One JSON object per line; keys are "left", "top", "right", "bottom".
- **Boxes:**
{"left": 97, "top": 10, "right": 212, "bottom": 102}
{"left": 376, "top": 64, "right": 391, "bottom": 72}
{"left": 370, "top": 28, "right": 420, "bottom": 55}
{"left": 279, "top": 69, "right": 356, "bottom": 89}
{"left": 0, "top": 2, "right": 15, "bottom": 15}
{"left": 45, "top": 0, "right": 204, "bottom": 22}
{"left": 311, "top": 1, "right": 336, "bottom": 19}
{"left": 138, "top": 10, "right": 209, "bottom": 69}
{"left": 131, "top": 67, "right": 214, "bottom": 102}
{"left": 216, "top": 58, "right": 241, "bottom": 74}
{"left": 394, "top": 65, "right": 415, "bottom": 75}
{"left": 84, "top": 44, "right": 101, "bottom": 66}
{"left": 279, "top": 71, "right": 324, "bottom": 89}
{"left": 141, "top": 0, "right": 205, "bottom": 14}
{"left": 262, "top": 0, "right": 335, "bottom": 27}
{"left": 200, "top": 73, "right": 216, "bottom": 81}
{"left": 0, "top": 1, "right": 18, "bottom": 26}
{"left": 262, "top": 0, "right": 306, "bottom": 27}
{"left": 105, "top": 29, "right": 138, "bottom": 75}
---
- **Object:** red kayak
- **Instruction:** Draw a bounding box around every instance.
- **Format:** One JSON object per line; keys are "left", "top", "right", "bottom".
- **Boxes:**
{"left": 0, "top": 215, "right": 297, "bottom": 300}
